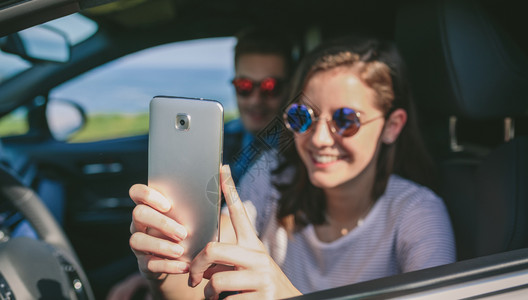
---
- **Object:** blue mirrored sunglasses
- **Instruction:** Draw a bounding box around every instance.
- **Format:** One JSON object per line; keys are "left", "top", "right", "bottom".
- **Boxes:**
{"left": 283, "top": 103, "right": 383, "bottom": 137}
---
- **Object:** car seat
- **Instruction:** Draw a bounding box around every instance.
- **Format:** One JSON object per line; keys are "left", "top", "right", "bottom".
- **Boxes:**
{"left": 395, "top": 0, "right": 528, "bottom": 260}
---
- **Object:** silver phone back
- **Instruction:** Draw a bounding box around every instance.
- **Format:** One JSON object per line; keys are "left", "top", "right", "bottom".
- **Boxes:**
{"left": 148, "top": 96, "right": 223, "bottom": 262}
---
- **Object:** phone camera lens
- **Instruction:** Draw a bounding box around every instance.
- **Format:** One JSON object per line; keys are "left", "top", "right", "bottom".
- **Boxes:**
{"left": 176, "top": 114, "right": 190, "bottom": 131}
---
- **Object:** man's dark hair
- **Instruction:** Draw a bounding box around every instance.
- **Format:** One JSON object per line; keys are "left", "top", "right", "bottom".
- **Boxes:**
{"left": 234, "top": 27, "right": 295, "bottom": 77}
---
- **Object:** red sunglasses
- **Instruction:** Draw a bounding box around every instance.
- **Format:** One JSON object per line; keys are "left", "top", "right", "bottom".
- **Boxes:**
{"left": 231, "top": 77, "right": 285, "bottom": 97}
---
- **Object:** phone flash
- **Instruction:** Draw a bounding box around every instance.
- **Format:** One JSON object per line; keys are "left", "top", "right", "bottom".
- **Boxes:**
{"left": 176, "top": 113, "right": 191, "bottom": 131}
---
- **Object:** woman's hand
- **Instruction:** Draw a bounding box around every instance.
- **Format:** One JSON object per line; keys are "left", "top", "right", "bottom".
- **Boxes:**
{"left": 129, "top": 184, "right": 190, "bottom": 280}
{"left": 188, "top": 165, "right": 301, "bottom": 299}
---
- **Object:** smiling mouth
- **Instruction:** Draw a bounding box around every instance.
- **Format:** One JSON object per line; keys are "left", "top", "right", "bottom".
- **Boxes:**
{"left": 311, "top": 154, "right": 345, "bottom": 164}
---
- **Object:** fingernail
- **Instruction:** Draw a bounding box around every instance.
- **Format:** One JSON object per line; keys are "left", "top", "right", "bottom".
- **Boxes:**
{"left": 158, "top": 197, "right": 171, "bottom": 211}
{"left": 221, "top": 165, "right": 232, "bottom": 185}
{"left": 192, "top": 280, "right": 200, "bottom": 288}
{"left": 221, "top": 165, "right": 238, "bottom": 205}
{"left": 172, "top": 244, "right": 184, "bottom": 256}
{"left": 187, "top": 276, "right": 198, "bottom": 288}
{"left": 150, "top": 188, "right": 171, "bottom": 211}
{"left": 179, "top": 262, "right": 189, "bottom": 273}
{"left": 175, "top": 227, "right": 188, "bottom": 240}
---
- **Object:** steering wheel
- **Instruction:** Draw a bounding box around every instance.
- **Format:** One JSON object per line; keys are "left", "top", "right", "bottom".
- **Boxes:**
{"left": 0, "top": 164, "right": 95, "bottom": 300}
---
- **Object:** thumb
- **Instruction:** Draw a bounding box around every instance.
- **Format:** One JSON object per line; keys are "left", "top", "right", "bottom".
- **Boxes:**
{"left": 220, "top": 165, "right": 259, "bottom": 247}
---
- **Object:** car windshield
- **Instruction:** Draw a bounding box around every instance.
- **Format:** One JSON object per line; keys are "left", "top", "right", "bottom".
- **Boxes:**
{"left": 0, "top": 13, "right": 98, "bottom": 84}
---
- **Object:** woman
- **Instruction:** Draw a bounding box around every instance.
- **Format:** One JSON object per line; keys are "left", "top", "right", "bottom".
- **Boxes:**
{"left": 129, "top": 35, "right": 455, "bottom": 299}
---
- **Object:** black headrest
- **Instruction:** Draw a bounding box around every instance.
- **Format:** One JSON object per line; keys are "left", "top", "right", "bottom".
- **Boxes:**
{"left": 395, "top": 0, "right": 528, "bottom": 119}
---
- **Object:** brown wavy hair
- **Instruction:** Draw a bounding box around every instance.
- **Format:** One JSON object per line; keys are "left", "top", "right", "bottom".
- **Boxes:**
{"left": 273, "top": 35, "right": 435, "bottom": 233}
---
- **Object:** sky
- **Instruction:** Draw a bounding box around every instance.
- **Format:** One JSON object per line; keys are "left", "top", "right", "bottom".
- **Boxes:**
{"left": 121, "top": 37, "right": 236, "bottom": 69}
{"left": 50, "top": 36, "right": 238, "bottom": 114}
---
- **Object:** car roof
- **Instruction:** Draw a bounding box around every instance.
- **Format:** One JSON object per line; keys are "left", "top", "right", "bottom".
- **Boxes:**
{"left": 1, "top": 0, "right": 398, "bottom": 37}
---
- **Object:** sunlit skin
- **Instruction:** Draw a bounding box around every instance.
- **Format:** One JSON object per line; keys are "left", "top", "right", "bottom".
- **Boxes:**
{"left": 235, "top": 54, "right": 287, "bottom": 134}
{"left": 295, "top": 66, "right": 386, "bottom": 191}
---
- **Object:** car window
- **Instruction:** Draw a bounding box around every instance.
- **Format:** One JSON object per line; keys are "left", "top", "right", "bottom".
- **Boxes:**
{"left": 45, "top": 13, "right": 98, "bottom": 45}
{"left": 49, "top": 37, "right": 237, "bottom": 143}
{"left": 0, "top": 13, "right": 97, "bottom": 84}
{"left": 0, "top": 105, "right": 29, "bottom": 137}
{"left": 0, "top": 52, "right": 31, "bottom": 84}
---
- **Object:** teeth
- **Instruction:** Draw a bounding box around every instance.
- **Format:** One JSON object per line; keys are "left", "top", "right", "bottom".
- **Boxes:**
{"left": 313, "top": 154, "right": 339, "bottom": 164}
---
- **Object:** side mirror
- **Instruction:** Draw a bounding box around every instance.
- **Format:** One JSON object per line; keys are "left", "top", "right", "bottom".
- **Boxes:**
{"left": 0, "top": 25, "right": 71, "bottom": 63}
{"left": 46, "top": 99, "right": 86, "bottom": 141}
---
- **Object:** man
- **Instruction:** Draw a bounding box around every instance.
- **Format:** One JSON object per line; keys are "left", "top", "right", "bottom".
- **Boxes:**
{"left": 224, "top": 27, "right": 295, "bottom": 184}
{"left": 107, "top": 27, "right": 295, "bottom": 300}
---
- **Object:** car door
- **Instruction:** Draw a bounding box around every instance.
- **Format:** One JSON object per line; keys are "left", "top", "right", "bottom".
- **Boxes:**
{"left": 0, "top": 35, "right": 237, "bottom": 297}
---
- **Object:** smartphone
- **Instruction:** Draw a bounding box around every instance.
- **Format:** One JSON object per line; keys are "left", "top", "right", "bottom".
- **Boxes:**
{"left": 148, "top": 96, "right": 223, "bottom": 262}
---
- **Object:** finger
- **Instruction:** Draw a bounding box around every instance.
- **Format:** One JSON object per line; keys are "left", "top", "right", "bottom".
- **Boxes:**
{"left": 203, "top": 264, "right": 235, "bottom": 280}
{"left": 129, "top": 184, "right": 171, "bottom": 213}
{"left": 138, "top": 255, "right": 190, "bottom": 278}
{"left": 204, "top": 270, "right": 265, "bottom": 299}
{"left": 130, "top": 220, "right": 139, "bottom": 234}
{"left": 130, "top": 232, "right": 185, "bottom": 259}
{"left": 220, "top": 165, "right": 259, "bottom": 246}
{"left": 188, "top": 242, "right": 265, "bottom": 287}
{"left": 130, "top": 206, "right": 148, "bottom": 235}
{"left": 130, "top": 248, "right": 170, "bottom": 281}
{"left": 132, "top": 204, "right": 187, "bottom": 241}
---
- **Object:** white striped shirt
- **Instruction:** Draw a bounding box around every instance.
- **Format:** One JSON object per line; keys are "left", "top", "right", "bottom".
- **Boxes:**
{"left": 227, "top": 153, "right": 456, "bottom": 294}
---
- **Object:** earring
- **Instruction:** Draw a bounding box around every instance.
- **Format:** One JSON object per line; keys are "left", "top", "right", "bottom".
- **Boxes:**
{"left": 383, "top": 137, "right": 393, "bottom": 144}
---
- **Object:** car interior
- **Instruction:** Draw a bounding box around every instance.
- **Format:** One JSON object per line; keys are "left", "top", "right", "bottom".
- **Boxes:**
{"left": 0, "top": 0, "right": 527, "bottom": 299}
{"left": 396, "top": 0, "right": 528, "bottom": 261}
